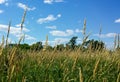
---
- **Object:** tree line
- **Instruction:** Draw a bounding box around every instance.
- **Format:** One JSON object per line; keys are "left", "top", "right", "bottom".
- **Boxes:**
{"left": 8, "top": 36, "right": 105, "bottom": 52}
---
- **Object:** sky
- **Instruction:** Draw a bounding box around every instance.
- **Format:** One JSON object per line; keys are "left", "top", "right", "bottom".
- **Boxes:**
{"left": 0, "top": 0, "right": 120, "bottom": 48}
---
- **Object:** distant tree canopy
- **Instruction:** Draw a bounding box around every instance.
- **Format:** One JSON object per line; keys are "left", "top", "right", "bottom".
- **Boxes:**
{"left": 8, "top": 37, "right": 105, "bottom": 52}
{"left": 67, "top": 36, "right": 78, "bottom": 50}
{"left": 84, "top": 39, "right": 105, "bottom": 51}
{"left": 56, "top": 44, "right": 64, "bottom": 51}
{"left": 30, "top": 42, "right": 43, "bottom": 51}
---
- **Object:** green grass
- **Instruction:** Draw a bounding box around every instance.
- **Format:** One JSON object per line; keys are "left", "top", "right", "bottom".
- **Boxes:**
{"left": 0, "top": 48, "right": 120, "bottom": 82}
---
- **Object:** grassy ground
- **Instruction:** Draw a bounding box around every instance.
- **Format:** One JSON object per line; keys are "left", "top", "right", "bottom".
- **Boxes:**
{"left": 0, "top": 48, "right": 120, "bottom": 82}
{"left": 0, "top": 10, "right": 120, "bottom": 82}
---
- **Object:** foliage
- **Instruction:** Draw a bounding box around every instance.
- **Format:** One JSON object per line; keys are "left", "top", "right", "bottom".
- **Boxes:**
{"left": 30, "top": 42, "right": 43, "bottom": 51}
{"left": 85, "top": 39, "right": 105, "bottom": 51}
{"left": 67, "top": 36, "right": 78, "bottom": 50}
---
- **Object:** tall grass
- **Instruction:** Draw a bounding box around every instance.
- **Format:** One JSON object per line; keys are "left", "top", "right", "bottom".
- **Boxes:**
{"left": 0, "top": 10, "right": 120, "bottom": 82}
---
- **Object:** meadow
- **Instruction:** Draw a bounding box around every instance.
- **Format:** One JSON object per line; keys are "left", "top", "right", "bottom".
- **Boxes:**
{"left": 0, "top": 10, "right": 120, "bottom": 82}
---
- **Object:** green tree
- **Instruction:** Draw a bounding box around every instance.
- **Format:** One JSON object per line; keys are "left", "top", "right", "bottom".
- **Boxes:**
{"left": 85, "top": 39, "right": 105, "bottom": 51}
{"left": 20, "top": 44, "right": 30, "bottom": 50}
{"left": 56, "top": 44, "right": 64, "bottom": 51}
{"left": 67, "top": 36, "right": 78, "bottom": 49}
{"left": 30, "top": 42, "right": 43, "bottom": 51}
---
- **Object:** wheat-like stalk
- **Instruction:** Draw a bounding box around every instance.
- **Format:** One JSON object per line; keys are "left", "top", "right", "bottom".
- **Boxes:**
{"left": 117, "top": 73, "right": 120, "bottom": 82}
{"left": 83, "top": 19, "right": 86, "bottom": 37}
{"left": 118, "top": 34, "right": 120, "bottom": 48}
{"left": 93, "top": 58, "right": 100, "bottom": 79}
{"left": 114, "top": 34, "right": 117, "bottom": 49}
{"left": 99, "top": 24, "right": 102, "bottom": 40}
{"left": 9, "top": 65, "right": 15, "bottom": 82}
{"left": 43, "top": 35, "right": 48, "bottom": 51}
{"left": 6, "top": 21, "right": 11, "bottom": 47}
{"left": 72, "top": 55, "right": 78, "bottom": 72}
{"left": 79, "top": 67, "right": 83, "bottom": 82}
{"left": 0, "top": 35, "right": 4, "bottom": 56}
{"left": 20, "top": 9, "right": 27, "bottom": 31}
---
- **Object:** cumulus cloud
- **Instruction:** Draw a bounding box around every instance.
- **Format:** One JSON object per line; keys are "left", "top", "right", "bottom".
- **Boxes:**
{"left": 0, "top": 10, "right": 3, "bottom": 14}
{"left": 115, "top": 18, "right": 120, "bottom": 23}
{"left": 37, "top": 14, "right": 61, "bottom": 24}
{"left": 44, "top": 0, "right": 64, "bottom": 4}
{"left": 49, "top": 29, "right": 74, "bottom": 36}
{"left": 17, "top": 3, "right": 36, "bottom": 11}
{"left": 94, "top": 33, "right": 116, "bottom": 38}
{"left": 46, "top": 25, "right": 57, "bottom": 29}
{"left": 0, "top": 24, "right": 36, "bottom": 40}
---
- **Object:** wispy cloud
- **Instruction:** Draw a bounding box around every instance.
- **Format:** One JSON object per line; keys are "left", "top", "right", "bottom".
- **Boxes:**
{"left": 115, "top": 18, "right": 120, "bottom": 23}
{"left": 25, "top": 35, "right": 36, "bottom": 40}
{"left": 37, "top": 14, "right": 61, "bottom": 24}
{"left": 44, "top": 0, "right": 64, "bottom": 4}
{"left": 46, "top": 25, "right": 57, "bottom": 29}
{"left": 17, "top": 3, "right": 36, "bottom": 11}
{"left": 49, "top": 29, "right": 74, "bottom": 36}
{"left": 0, "top": 10, "right": 4, "bottom": 14}
{"left": 94, "top": 33, "right": 116, "bottom": 38}
{"left": 0, "top": 24, "right": 36, "bottom": 40}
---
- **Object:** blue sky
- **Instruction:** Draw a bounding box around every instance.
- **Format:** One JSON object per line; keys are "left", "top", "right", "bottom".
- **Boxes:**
{"left": 0, "top": 0, "right": 120, "bottom": 48}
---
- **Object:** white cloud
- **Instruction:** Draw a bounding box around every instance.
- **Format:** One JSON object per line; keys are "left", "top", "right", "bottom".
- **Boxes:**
{"left": 44, "top": 0, "right": 53, "bottom": 4}
{"left": 0, "top": 24, "right": 36, "bottom": 40}
{"left": 57, "top": 14, "right": 61, "bottom": 18}
{"left": 75, "top": 29, "right": 82, "bottom": 33}
{"left": 0, "top": 0, "right": 6, "bottom": 4}
{"left": 115, "top": 18, "right": 120, "bottom": 23}
{"left": 25, "top": 35, "right": 36, "bottom": 40}
{"left": 42, "top": 37, "right": 69, "bottom": 46}
{"left": 49, "top": 29, "right": 74, "bottom": 36}
{"left": 37, "top": 14, "right": 61, "bottom": 24}
{"left": 0, "top": 0, "right": 8, "bottom": 6}
{"left": 54, "top": 38, "right": 69, "bottom": 43}
{"left": 94, "top": 33, "right": 116, "bottom": 38}
{"left": 15, "top": 23, "right": 25, "bottom": 27}
{"left": 0, "top": 10, "right": 3, "bottom": 14}
{"left": 44, "top": 0, "right": 64, "bottom": 4}
{"left": 46, "top": 25, "right": 57, "bottom": 29}
{"left": 17, "top": 3, "right": 36, "bottom": 11}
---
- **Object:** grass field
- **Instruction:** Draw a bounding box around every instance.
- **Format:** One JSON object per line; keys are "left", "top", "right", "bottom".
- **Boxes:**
{"left": 0, "top": 47, "right": 120, "bottom": 82}
{"left": 0, "top": 10, "right": 120, "bottom": 82}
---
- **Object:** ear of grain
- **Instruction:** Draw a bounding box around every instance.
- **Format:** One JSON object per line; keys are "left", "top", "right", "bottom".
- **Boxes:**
{"left": 20, "top": 9, "right": 27, "bottom": 31}
{"left": 114, "top": 34, "right": 117, "bottom": 49}
{"left": 93, "top": 58, "right": 100, "bottom": 79}
{"left": 99, "top": 24, "right": 102, "bottom": 40}
{"left": 43, "top": 35, "right": 48, "bottom": 51}
{"left": 83, "top": 19, "right": 86, "bottom": 37}
{"left": 118, "top": 34, "right": 119, "bottom": 48}
{"left": 6, "top": 21, "right": 11, "bottom": 47}
{"left": 0, "top": 35, "right": 4, "bottom": 56}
